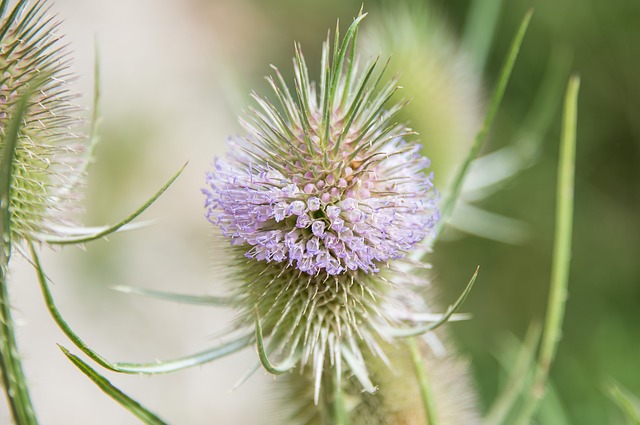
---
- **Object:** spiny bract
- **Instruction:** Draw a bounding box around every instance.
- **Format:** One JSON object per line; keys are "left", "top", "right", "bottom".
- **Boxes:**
{"left": 0, "top": 0, "right": 86, "bottom": 243}
{"left": 203, "top": 14, "right": 440, "bottom": 399}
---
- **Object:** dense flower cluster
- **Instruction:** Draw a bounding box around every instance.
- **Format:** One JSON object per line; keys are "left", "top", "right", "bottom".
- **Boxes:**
{"left": 205, "top": 136, "right": 437, "bottom": 276}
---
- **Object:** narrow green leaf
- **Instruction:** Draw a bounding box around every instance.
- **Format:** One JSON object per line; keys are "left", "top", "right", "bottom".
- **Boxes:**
{"left": 514, "top": 75, "right": 580, "bottom": 424}
{"left": 30, "top": 240, "right": 253, "bottom": 374}
{"left": 112, "top": 285, "right": 235, "bottom": 306}
{"left": 60, "top": 346, "right": 169, "bottom": 425}
{"left": 43, "top": 162, "right": 187, "bottom": 245}
{"left": 408, "top": 337, "right": 438, "bottom": 425}
{"left": 110, "top": 334, "right": 254, "bottom": 374}
{"left": 255, "top": 307, "right": 296, "bottom": 374}
{"left": 0, "top": 87, "right": 39, "bottom": 425}
{"left": 434, "top": 10, "right": 533, "bottom": 241}
{"left": 388, "top": 266, "right": 479, "bottom": 337}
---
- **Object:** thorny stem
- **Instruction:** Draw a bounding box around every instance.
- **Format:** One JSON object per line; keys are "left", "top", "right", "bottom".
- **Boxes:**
{"left": 0, "top": 88, "right": 38, "bottom": 423}
{"left": 0, "top": 267, "right": 38, "bottom": 425}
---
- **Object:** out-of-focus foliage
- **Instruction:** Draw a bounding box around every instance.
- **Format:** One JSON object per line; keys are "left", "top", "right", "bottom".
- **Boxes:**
{"left": 431, "top": 1, "right": 639, "bottom": 424}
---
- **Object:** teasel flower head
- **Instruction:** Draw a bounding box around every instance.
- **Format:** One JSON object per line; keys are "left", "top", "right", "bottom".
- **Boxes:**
{"left": 0, "top": 0, "right": 88, "bottom": 245}
{"left": 203, "top": 13, "right": 441, "bottom": 399}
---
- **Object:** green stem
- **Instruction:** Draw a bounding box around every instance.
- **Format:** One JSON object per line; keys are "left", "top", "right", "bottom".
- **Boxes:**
{"left": 0, "top": 266, "right": 38, "bottom": 425}
{"left": 322, "top": 368, "right": 349, "bottom": 425}
{"left": 408, "top": 337, "right": 437, "bottom": 425}
{"left": 0, "top": 84, "right": 38, "bottom": 424}
{"left": 514, "top": 75, "right": 580, "bottom": 424}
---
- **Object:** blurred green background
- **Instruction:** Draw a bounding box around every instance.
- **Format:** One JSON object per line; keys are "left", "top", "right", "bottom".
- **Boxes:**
{"left": 7, "top": 0, "right": 637, "bottom": 424}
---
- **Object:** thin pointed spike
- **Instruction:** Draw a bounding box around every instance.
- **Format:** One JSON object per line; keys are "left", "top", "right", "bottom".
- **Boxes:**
{"left": 43, "top": 162, "right": 187, "bottom": 245}
{"left": 0, "top": 0, "right": 28, "bottom": 41}
{"left": 329, "top": 12, "right": 368, "bottom": 104}
{"left": 60, "top": 347, "right": 170, "bottom": 425}
{"left": 339, "top": 13, "right": 360, "bottom": 110}
{"left": 87, "top": 36, "right": 101, "bottom": 168}
{"left": 112, "top": 335, "right": 253, "bottom": 374}
{"left": 340, "top": 345, "right": 375, "bottom": 393}
{"left": 232, "top": 360, "right": 263, "bottom": 391}
{"left": 111, "top": 285, "right": 236, "bottom": 307}
{"left": 293, "top": 44, "right": 314, "bottom": 132}
{"left": 334, "top": 57, "right": 381, "bottom": 154}
{"left": 320, "top": 32, "right": 331, "bottom": 145}
{"left": 388, "top": 266, "right": 479, "bottom": 338}
{"left": 255, "top": 307, "right": 296, "bottom": 374}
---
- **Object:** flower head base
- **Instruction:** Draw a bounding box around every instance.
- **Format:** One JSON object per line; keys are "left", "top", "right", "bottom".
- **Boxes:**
{"left": 204, "top": 13, "right": 440, "bottom": 397}
{"left": 0, "top": 0, "right": 86, "bottom": 243}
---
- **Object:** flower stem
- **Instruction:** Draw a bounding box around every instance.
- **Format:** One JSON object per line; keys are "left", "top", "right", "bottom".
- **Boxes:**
{"left": 408, "top": 337, "right": 438, "bottom": 425}
{"left": 0, "top": 267, "right": 38, "bottom": 425}
{"left": 322, "top": 369, "right": 349, "bottom": 425}
{"left": 0, "top": 82, "right": 38, "bottom": 424}
{"left": 514, "top": 75, "right": 580, "bottom": 424}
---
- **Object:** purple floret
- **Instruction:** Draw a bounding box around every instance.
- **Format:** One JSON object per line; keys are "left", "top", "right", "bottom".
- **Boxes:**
{"left": 204, "top": 136, "right": 438, "bottom": 276}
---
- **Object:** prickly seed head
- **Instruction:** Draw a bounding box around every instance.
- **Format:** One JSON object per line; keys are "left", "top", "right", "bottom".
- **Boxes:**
{"left": 0, "top": 0, "right": 87, "bottom": 243}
